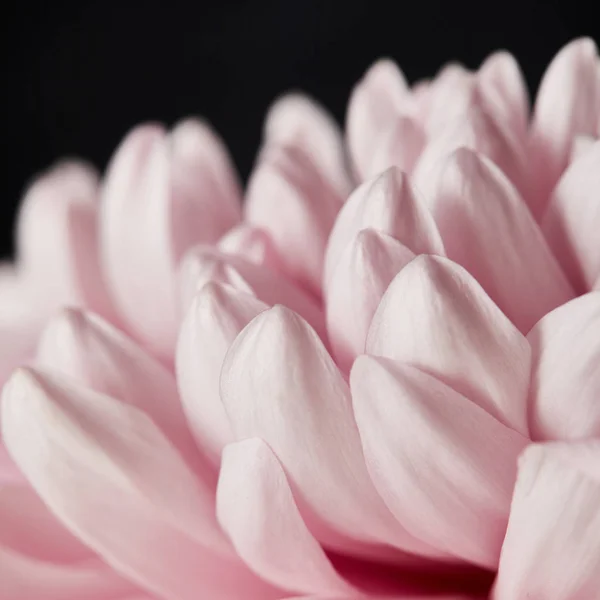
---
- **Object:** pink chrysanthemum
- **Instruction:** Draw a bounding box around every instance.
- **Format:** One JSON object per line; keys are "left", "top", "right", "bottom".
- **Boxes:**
{"left": 0, "top": 37, "right": 599, "bottom": 600}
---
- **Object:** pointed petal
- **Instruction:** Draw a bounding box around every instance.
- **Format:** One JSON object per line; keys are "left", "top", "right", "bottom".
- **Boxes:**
{"left": 245, "top": 144, "right": 342, "bottom": 294}
{"left": 220, "top": 306, "right": 439, "bottom": 558}
{"left": 176, "top": 283, "right": 268, "bottom": 464}
{"left": 542, "top": 140, "right": 600, "bottom": 292}
{"left": 367, "top": 255, "right": 530, "bottom": 434}
{"left": 477, "top": 51, "right": 529, "bottom": 143}
{"left": 528, "top": 292, "right": 600, "bottom": 441}
{"left": 326, "top": 230, "right": 414, "bottom": 371}
{"left": 351, "top": 357, "right": 529, "bottom": 568}
{"left": 428, "top": 148, "right": 574, "bottom": 332}
{"left": 264, "top": 93, "right": 351, "bottom": 197}
{"left": 494, "top": 442, "right": 600, "bottom": 599}
{"left": 15, "top": 161, "right": 116, "bottom": 321}
{"left": 365, "top": 115, "right": 426, "bottom": 179}
{"left": 101, "top": 121, "right": 241, "bottom": 358}
{"left": 529, "top": 37, "right": 600, "bottom": 218}
{"left": 413, "top": 104, "right": 528, "bottom": 201}
{"left": 36, "top": 308, "right": 202, "bottom": 467}
{"left": 218, "top": 438, "right": 355, "bottom": 596}
{"left": 324, "top": 168, "right": 444, "bottom": 290}
{"left": 1, "top": 368, "right": 277, "bottom": 600}
{"left": 179, "top": 247, "right": 326, "bottom": 340}
{"left": 346, "top": 59, "right": 409, "bottom": 180}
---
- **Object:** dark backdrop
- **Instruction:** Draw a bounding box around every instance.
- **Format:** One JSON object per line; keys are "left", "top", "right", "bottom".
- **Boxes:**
{"left": 2, "top": 0, "right": 598, "bottom": 258}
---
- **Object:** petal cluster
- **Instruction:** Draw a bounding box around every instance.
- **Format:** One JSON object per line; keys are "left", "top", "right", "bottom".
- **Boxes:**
{"left": 1, "top": 37, "right": 599, "bottom": 599}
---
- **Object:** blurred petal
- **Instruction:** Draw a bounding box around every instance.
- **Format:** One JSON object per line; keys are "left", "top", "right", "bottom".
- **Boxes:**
{"left": 217, "top": 438, "right": 355, "bottom": 596}
{"left": 36, "top": 308, "right": 203, "bottom": 468}
{"left": 264, "top": 93, "right": 351, "bottom": 197}
{"left": 542, "top": 140, "right": 600, "bottom": 292}
{"left": 428, "top": 148, "right": 574, "bottom": 332}
{"left": 493, "top": 442, "right": 600, "bottom": 599}
{"left": 16, "top": 161, "right": 116, "bottom": 321}
{"left": 176, "top": 283, "right": 267, "bottom": 464}
{"left": 179, "top": 247, "right": 326, "bottom": 340}
{"left": 365, "top": 115, "right": 425, "bottom": 179}
{"left": 1, "top": 368, "right": 279, "bottom": 599}
{"left": 477, "top": 51, "right": 529, "bottom": 143}
{"left": 324, "top": 168, "right": 444, "bottom": 289}
{"left": 221, "top": 306, "right": 439, "bottom": 558}
{"left": 326, "top": 230, "right": 414, "bottom": 371}
{"left": 101, "top": 121, "right": 241, "bottom": 358}
{"left": 346, "top": 59, "right": 409, "bottom": 179}
{"left": 413, "top": 104, "right": 528, "bottom": 201}
{"left": 528, "top": 292, "right": 600, "bottom": 441}
{"left": 351, "top": 357, "right": 529, "bottom": 568}
{"left": 529, "top": 37, "right": 600, "bottom": 218}
{"left": 218, "top": 224, "right": 280, "bottom": 269}
{"left": 245, "top": 144, "right": 342, "bottom": 294}
{"left": 367, "top": 255, "right": 530, "bottom": 434}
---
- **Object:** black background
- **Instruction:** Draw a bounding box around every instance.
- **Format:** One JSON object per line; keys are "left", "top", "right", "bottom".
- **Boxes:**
{"left": 2, "top": 0, "right": 598, "bottom": 258}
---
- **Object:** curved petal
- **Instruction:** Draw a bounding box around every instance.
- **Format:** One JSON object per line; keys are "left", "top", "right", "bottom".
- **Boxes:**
{"left": 179, "top": 247, "right": 326, "bottom": 340}
{"left": 326, "top": 230, "right": 414, "bottom": 372}
{"left": 1, "top": 368, "right": 279, "bottom": 600}
{"left": 217, "top": 438, "right": 356, "bottom": 596}
{"left": 346, "top": 59, "right": 409, "bottom": 180}
{"left": 351, "top": 357, "right": 529, "bottom": 569}
{"left": 15, "top": 161, "right": 116, "bottom": 321}
{"left": 367, "top": 255, "right": 530, "bottom": 434}
{"left": 264, "top": 93, "right": 351, "bottom": 197}
{"left": 176, "top": 283, "right": 268, "bottom": 464}
{"left": 36, "top": 308, "right": 202, "bottom": 469}
{"left": 477, "top": 51, "right": 529, "bottom": 143}
{"left": 528, "top": 292, "right": 600, "bottom": 441}
{"left": 542, "top": 140, "right": 600, "bottom": 292}
{"left": 529, "top": 37, "right": 600, "bottom": 218}
{"left": 218, "top": 224, "right": 281, "bottom": 269}
{"left": 493, "top": 442, "right": 600, "bottom": 599}
{"left": 220, "top": 306, "right": 440, "bottom": 558}
{"left": 427, "top": 148, "right": 574, "bottom": 332}
{"left": 245, "top": 143, "right": 342, "bottom": 294}
{"left": 365, "top": 115, "right": 425, "bottom": 179}
{"left": 413, "top": 104, "right": 528, "bottom": 201}
{"left": 324, "top": 168, "right": 444, "bottom": 290}
{"left": 101, "top": 121, "right": 241, "bottom": 358}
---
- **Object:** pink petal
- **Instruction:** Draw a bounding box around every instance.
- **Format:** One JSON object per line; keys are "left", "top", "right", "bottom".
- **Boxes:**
{"left": 220, "top": 306, "right": 439, "bottom": 558}
{"left": 0, "top": 548, "right": 137, "bottom": 600}
{"left": 179, "top": 246, "right": 326, "bottom": 340}
{"left": 245, "top": 144, "right": 342, "bottom": 295}
{"left": 413, "top": 104, "right": 528, "bottom": 201}
{"left": 529, "top": 37, "right": 600, "bottom": 218}
{"left": 326, "top": 229, "right": 414, "bottom": 372}
{"left": 101, "top": 121, "right": 241, "bottom": 359}
{"left": 217, "top": 438, "right": 355, "bottom": 596}
{"left": 477, "top": 51, "right": 529, "bottom": 143}
{"left": 427, "top": 148, "right": 574, "bottom": 332}
{"left": 1, "top": 368, "right": 278, "bottom": 599}
{"left": 346, "top": 59, "right": 409, "bottom": 180}
{"left": 351, "top": 357, "right": 529, "bottom": 568}
{"left": 493, "top": 442, "right": 600, "bottom": 599}
{"left": 541, "top": 140, "right": 600, "bottom": 292}
{"left": 528, "top": 292, "right": 600, "bottom": 441}
{"left": 367, "top": 255, "right": 530, "bottom": 434}
{"left": 35, "top": 308, "right": 202, "bottom": 470}
{"left": 570, "top": 134, "right": 596, "bottom": 161}
{"left": 218, "top": 224, "right": 280, "bottom": 269}
{"left": 176, "top": 283, "right": 268, "bottom": 464}
{"left": 264, "top": 93, "right": 351, "bottom": 197}
{"left": 324, "top": 167, "right": 444, "bottom": 291}
{"left": 15, "top": 161, "right": 116, "bottom": 321}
